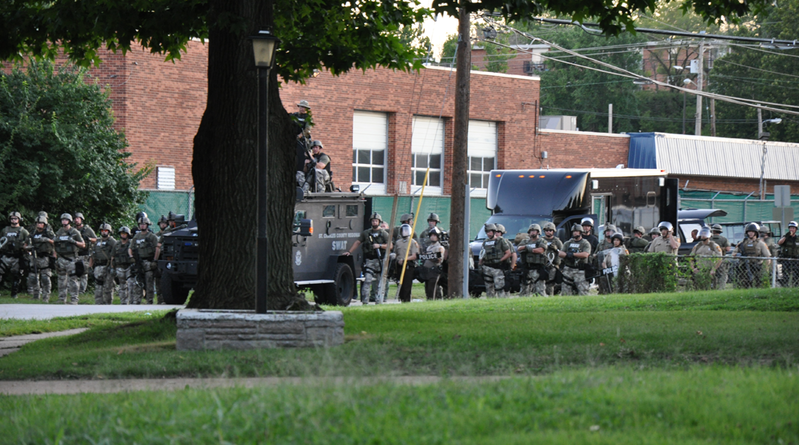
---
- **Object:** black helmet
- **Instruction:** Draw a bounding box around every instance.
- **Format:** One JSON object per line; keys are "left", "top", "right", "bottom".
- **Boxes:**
{"left": 429, "top": 227, "right": 442, "bottom": 239}
{"left": 370, "top": 212, "right": 382, "bottom": 223}
{"left": 158, "top": 215, "right": 168, "bottom": 224}
{"left": 745, "top": 223, "right": 760, "bottom": 235}
{"left": 135, "top": 211, "right": 148, "bottom": 222}
{"left": 611, "top": 233, "right": 624, "bottom": 243}
{"left": 167, "top": 211, "right": 177, "bottom": 221}
{"left": 427, "top": 213, "right": 440, "bottom": 223}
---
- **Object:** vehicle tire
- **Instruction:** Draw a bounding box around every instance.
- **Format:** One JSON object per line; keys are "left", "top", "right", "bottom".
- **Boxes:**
{"left": 160, "top": 272, "right": 190, "bottom": 305}
{"left": 324, "top": 263, "right": 354, "bottom": 306}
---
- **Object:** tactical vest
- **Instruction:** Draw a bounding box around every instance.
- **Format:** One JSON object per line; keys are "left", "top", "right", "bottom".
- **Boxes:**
{"left": 114, "top": 241, "right": 134, "bottom": 267}
{"left": 31, "top": 230, "right": 55, "bottom": 255}
{"left": 524, "top": 238, "right": 547, "bottom": 265}
{"left": 544, "top": 237, "right": 563, "bottom": 265}
{"left": 93, "top": 237, "right": 116, "bottom": 265}
{"left": 77, "top": 226, "right": 95, "bottom": 256}
{"left": 132, "top": 232, "right": 158, "bottom": 260}
{"left": 627, "top": 237, "right": 648, "bottom": 254}
{"left": 739, "top": 239, "right": 761, "bottom": 257}
{"left": 54, "top": 228, "right": 81, "bottom": 258}
{"left": 1, "top": 226, "right": 28, "bottom": 255}
{"left": 361, "top": 230, "right": 388, "bottom": 258}
{"left": 563, "top": 238, "right": 589, "bottom": 268}
{"left": 481, "top": 238, "right": 504, "bottom": 264}
{"left": 781, "top": 234, "right": 799, "bottom": 258}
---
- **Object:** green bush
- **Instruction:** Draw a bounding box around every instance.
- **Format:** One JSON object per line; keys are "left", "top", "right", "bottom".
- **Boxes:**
{"left": 618, "top": 253, "right": 678, "bottom": 293}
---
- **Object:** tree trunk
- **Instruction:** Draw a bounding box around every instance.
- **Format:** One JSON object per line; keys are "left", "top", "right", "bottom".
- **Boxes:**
{"left": 447, "top": 4, "right": 470, "bottom": 298}
{"left": 188, "top": 0, "right": 308, "bottom": 310}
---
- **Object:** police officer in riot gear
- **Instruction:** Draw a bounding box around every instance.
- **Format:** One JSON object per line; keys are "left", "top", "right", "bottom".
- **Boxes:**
{"left": 26, "top": 215, "right": 55, "bottom": 301}
{"left": 392, "top": 213, "right": 418, "bottom": 243}
{"left": 647, "top": 221, "right": 680, "bottom": 254}
{"left": 626, "top": 226, "right": 649, "bottom": 254}
{"left": 517, "top": 223, "right": 547, "bottom": 296}
{"left": 542, "top": 222, "right": 563, "bottom": 296}
{"left": 346, "top": 212, "right": 389, "bottom": 305}
{"left": 89, "top": 223, "right": 116, "bottom": 304}
{"left": 114, "top": 226, "right": 136, "bottom": 304}
{"left": 53, "top": 213, "right": 85, "bottom": 304}
{"left": 559, "top": 224, "right": 592, "bottom": 295}
{"left": 778, "top": 221, "right": 799, "bottom": 286}
{"left": 73, "top": 212, "right": 96, "bottom": 293}
{"left": 129, "top": 216, "right": 161, "bottom": 304}
{"left": 580, "top": 217, "right": 599, "bottom": 253}
{"left": 420, "top": 213, "right": 441, "bottom": 251}
{"left": 392, "top": 223, "right": 419, "bottom": 303}
{"left": 1, "top": 212, "right": 30, "bottom": 299}
{"left": 422, "top": 228, "right": 446, "bottom": 300}
{"left": 734, "top": 223, "right": 771, "bottom": 288}
{"left": 479, "top": 223, "right": 512, "bottom": 297}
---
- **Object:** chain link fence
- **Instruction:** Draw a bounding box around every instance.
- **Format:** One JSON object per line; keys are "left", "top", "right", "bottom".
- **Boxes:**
{"left": 140, "top": 189, "right": 194, "bottom": 222}
{"left": 609, "top": 253, "right": 799, "bottom": 294}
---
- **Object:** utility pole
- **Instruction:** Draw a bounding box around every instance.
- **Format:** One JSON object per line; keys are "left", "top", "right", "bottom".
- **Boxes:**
{"left": 608, "top": 103, "right": 613, "bottom": 133}
{"left": 710, "top": 99, "right": 716, "bottom": 137}
{"left": 695, "top": 40, "right": 704, "bottom": 136}
{"left": 448, "top": 2, "right": 470, "bottom": 298}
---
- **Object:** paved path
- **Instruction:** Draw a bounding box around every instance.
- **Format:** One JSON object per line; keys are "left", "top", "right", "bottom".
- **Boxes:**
{"left": 0, "top": 304, "right": 183, "bottom": 320}
{"left": 0, "top": 375, "right": 511, "bottom": 395}
{"left": 0, "top": 328, "right": 89, "bottom": 357}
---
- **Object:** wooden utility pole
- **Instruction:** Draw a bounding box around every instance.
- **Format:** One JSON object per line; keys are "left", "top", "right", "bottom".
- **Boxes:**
{"left": 448, "top": 3, "right": 470, "bottom": 297}
{"left": 695, "top": 40, "right": 704, "bottom": 136}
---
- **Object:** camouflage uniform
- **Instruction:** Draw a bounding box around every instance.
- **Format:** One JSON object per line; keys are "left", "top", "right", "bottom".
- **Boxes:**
{"left": 130, "top": 228, "right": 160, "bottom": 304}
{"left": 561, "top": 237, "right": 591, "bottom": 296}
{"left": 710, "top": 231, "right": 731, "bottom": 289}
{"left": 626, "top": 227, "right": 649, "bottom": 254}
{"left": 690, "top": 240, "right": 722, "bottom": 290}
{"left": 53, "top": 226, "right": 84, "bottom": 304}
{"left": 114, "top": 234, "right": 136, "bottom": 304}
{"left": 27, "top": 223, "right": 56, "bottom": 301}
{"left": 75, "top": 221, "right": 96, "bottom": 294}
{"left": 91, "top": 232, "right": 117, "bottom": 304}
{"left": 543, "top": 234, "right": 563, "bottom": 296}
{"left": 520, "top": 235, "right": 547, "bottom": 296}
{"left": 480, "top": 236, "right": 512, "bottom": 297}
{"left": 0, "top": 220, "right": 30, "bottom": 298}
{"left": 778, "top": 229, "right": 799, "bottom": 287}
{"left": 356, "top": 227, "right": 389, "bottom": 304}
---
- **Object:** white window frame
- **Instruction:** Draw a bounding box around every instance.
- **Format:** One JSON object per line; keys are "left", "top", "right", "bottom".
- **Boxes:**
{"left": 157, "top": 166, "right": 176, "bottom": 190}
{"left": 467, "top": 120, "right": 497, "bottom": 197}
{"left": 352, "top": 111, "right": 388, "bottom": 195}
{"left": 411, "top": 116, "right": 444, "bottom": 196}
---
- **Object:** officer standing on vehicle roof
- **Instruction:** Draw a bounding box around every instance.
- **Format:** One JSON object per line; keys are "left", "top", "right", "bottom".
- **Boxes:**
{"left": 778, "top": 221, "right": 799, "bottom": 287}
{"left": 304, "top": 140, "right": 333, "bottom": 193}
{"left": 542, "top": 222, "right": 563, "bottom": 296}
{"left": 419, "top": 213, "right": 442, "bottom": 251}
{"left": 345, "top": 212, "right": 389, "bottom": 305}
{"left": 90, "top": 223, "right": 116, "bottom": 304}
{"left": 626, "top": 226, "right": 649, "bottom": 254}
{"left": 73, "top": 212, "right": 96, "bottom": 294}
{"left": 1, "top": 212, "right": 30, "bottom": 299}
{"left": 559, "top": 224, "right": 592, "bottom": 296}
{"left": 517, "top": 224, "right": 547, "bottom": 296}
{"left": 647, "top": 221, "right": 680, "bottom": 254}
{"left": 53, "top": 213, "right": 85, "bottom": 304}
{"left": 479, "top": 223, "right": 512, "bottom": 297}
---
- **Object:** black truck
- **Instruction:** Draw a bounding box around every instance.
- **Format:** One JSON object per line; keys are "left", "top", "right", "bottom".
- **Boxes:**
{"left": 158, "top": 191, "right": 369, "bottom": 306}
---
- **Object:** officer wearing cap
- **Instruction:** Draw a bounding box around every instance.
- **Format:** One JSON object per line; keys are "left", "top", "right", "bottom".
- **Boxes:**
{"left": 778, "top": 221, "right": 799, "bottom": 286}
{"left": 90, "top": 223, "right": 116, "bottom": 304}
{"left": 626, "top": 226, "right": 649, "bottom": 254}
{"left": 517, "top": 224, "right": 547, "bottom": 296}
{"left": 689, "top": 227, "right": 722, "bottom": 290}
{"left": 346, "top": 212, "right": 389, "bottom": 305}
{"left": 1, "top": 212, "right": 30, "bottom": 299}
{"left": 733, "top": 223, "right": 771, "bottom": 288}
{"left": 53, "top": 213, "right": 85, "bottom": 304}
{"left": 479, "top": 223, "right": 512, "bottom": 297}
{"left": 114, "top": 226, "right": 136, "bottom": 304}
{"left": 419, "top": 213, "right": 442, "bottom": 251}
{"left": 129, "top": 216, "right": 160, "bottom": 304}
{"left": 73, "top": 212, "right": 96, "bottom": 294}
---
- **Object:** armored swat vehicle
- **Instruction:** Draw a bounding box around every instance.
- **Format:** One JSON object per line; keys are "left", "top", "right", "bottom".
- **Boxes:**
{"left": 158, "top": 191, "right": 368, "bottom": 306}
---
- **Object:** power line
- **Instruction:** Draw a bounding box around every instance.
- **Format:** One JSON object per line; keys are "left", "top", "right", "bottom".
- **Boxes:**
{"left": 714, "top": 58, "right": 799, "bottom": 80}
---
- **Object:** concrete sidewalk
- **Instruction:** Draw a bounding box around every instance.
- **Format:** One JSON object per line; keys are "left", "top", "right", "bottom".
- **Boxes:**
{"left": 0, "top": 304, "right": 183, "bottom": 320}
{"left": 0, "top": 328, "right": 88, "bottom": 357}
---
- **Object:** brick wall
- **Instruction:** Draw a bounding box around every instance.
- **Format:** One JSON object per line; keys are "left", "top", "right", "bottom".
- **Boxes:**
{"left": 280, "top": 66, "right": 541, "bottom": 194}
{"left": 535, "top": 130, "right": 630, "bottom": 169}
{"left": 673, "top": 175, "right": 799, "bottom": 196}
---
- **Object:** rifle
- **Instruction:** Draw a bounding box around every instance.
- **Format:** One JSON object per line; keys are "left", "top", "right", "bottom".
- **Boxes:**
{"left": 131, "top": 248, "right": 146, "bottom": 287}
{"left": 31, "top": 246, "right": 40, "bottom": 291}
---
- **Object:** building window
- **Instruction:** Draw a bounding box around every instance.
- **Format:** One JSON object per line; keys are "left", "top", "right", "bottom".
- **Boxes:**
{"left": 411, "top": 116, "right": 444, "bottom": 195}
{"left": 467, "top": 120, "right": 497, "bottom": 196}
{"left": 352, "top": 111, "right": 387, "bottom": 195}
{"left": 157, "top": 166, "right": 176, "bottom": 190}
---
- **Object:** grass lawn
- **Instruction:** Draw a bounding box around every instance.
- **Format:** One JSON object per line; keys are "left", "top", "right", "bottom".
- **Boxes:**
{"left": 1, "top": 287, "right": 798, "bottom": 443}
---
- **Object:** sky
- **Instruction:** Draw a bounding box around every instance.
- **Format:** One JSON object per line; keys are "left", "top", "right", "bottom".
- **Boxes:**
{"left": 420, "top": 1, "right": 460, "bottom": 59}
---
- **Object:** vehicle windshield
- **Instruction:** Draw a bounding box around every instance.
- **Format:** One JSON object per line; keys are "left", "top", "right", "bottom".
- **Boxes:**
{"left": 474, "top": 215, "right": 550, "bottom": 241}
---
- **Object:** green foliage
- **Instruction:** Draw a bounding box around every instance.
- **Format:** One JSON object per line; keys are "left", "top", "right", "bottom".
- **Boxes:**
{"left": 710, "top": 1, "right": 799, "bottom": 142}
{"left": 636, "top": 89, "right": 695, "bottom": 134}
{"left": 0, "top": 60, "right": 149, "bottom": 227}
{"left": 618, "top": 253, "right": 678, "bottom": 293}
{"left": 2, "top": 368, "right": 798, "bottom": 444}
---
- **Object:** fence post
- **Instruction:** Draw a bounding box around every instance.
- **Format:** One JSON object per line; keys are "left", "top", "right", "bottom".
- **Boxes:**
{"left": 772, "top": 257, "right": 778, "bottom": 288}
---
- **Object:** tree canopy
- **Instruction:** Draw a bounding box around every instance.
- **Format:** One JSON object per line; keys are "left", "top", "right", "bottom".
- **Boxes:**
{"left": 0, "top": 60, "right": 148, "bottom": 227}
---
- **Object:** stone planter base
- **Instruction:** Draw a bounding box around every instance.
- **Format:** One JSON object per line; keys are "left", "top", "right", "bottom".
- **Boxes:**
{"left": 176, "top": 309, "right": 344, "bottom": 350}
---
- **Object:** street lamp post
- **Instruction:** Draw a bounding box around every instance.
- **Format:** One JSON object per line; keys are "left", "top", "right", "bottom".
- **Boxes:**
{"left": 250, "top": 30, "right": 280, "bottom": 314}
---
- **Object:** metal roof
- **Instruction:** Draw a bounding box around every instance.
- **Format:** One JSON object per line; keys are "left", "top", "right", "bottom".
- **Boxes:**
{"left": 628, "top": 132, "right": 799, "bottom": 181}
